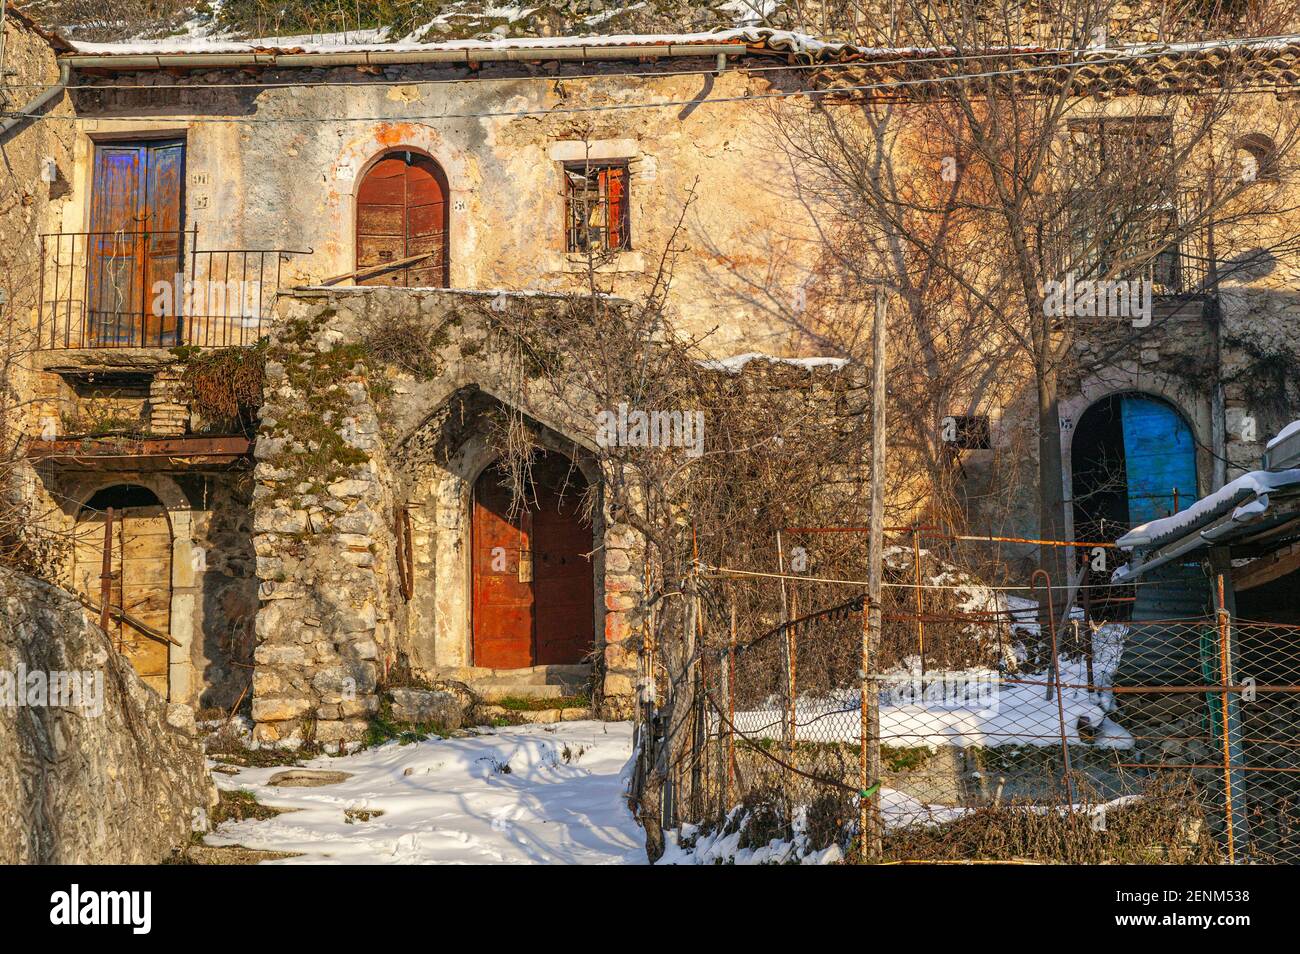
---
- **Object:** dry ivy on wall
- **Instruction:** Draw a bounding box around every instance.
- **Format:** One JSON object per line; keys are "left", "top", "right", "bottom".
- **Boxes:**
{"left": 174, "top": 342, "right": 268, "bottom": 435}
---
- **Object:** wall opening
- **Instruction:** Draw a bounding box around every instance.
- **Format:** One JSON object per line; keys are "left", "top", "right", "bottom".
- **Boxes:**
{"left": 73, "top": 484, "right": 174, "bottom": 697}
{"left": 1072, "top": 392, "right": 1198, "bottom": 541}
{"left": 355, "top": 150, "right": 449, "bottom": 287}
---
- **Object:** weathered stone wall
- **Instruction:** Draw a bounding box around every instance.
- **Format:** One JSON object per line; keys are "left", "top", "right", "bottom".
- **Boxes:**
{"left": 250, "top": 293, "right": 400, "bottom": 745}
{"left": 249, "top": 288, "right": 644, "bottom": 743}
{"left": 62, "top": 61, "right": 823, "bottom": 354}
{"left": 248, "top": 287, "right": 866, "bottom": 743}
{"left": 0, "top": 566, "right": 217, "bottom": 864}
{"left": 1219, "top": 286, "right": 1300, "bottom": 475}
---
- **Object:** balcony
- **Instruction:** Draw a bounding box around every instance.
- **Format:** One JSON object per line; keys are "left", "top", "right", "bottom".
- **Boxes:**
{"left": 1049, "top": 186, "right": 1215, "bottom": 298}
{"left": 36, "top": 226, "right": 308, "bottom": 350}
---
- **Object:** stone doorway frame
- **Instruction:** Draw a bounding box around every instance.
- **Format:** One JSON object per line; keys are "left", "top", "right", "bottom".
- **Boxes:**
{"left": 67, "top": 474, "right": 197, "bottom": 702}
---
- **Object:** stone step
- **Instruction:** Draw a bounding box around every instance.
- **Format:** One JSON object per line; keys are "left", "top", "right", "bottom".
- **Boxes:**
{"left": 473, "top": 682, "right": 586, "bottom": 702}
{"left": 479, "top": 704, "right": 594, "bottom": 725}
{"left": 433, "top": 664, "right": 591, "bottom": 688}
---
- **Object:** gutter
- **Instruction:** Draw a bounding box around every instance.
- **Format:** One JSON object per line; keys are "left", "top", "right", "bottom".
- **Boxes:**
{"left": 0, "top": 59, "right": 68, "bottom": 141}
{"left": 60, "top": 42, "right": 746, "bottom": 72}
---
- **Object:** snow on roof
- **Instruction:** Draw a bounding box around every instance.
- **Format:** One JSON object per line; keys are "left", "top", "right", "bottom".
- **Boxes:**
{"left": 63, "top": 25, "right": 1300, "bottom": 62}
{"left": 66, "top": 27, "right": 850, "bottom": 58}
{"left": 1267, "top": 419, "right": 1300, "bottom": 451}
{"left": 1117, "top": 466, "right": 1300, "bottom": 550}
{"left": 698, "top": 352, "right": 851, "bottom": 373}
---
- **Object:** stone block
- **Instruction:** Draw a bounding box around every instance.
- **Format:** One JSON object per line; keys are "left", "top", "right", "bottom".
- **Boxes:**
{"left": 389, "top": 688, "right": 464, "bottom": 729}
{"left": 251, "top": 695, "right": 312, "bottom": 722}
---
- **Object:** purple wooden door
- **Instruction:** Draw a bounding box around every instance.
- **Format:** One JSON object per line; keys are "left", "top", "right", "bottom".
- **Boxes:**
{"left": 89, "top": 139, "right": 185, "bottom": 346}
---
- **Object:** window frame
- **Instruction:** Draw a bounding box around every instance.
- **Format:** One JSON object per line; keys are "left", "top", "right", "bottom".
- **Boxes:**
{"left": 563, "top": 159, "right": 631, "bottom": 255}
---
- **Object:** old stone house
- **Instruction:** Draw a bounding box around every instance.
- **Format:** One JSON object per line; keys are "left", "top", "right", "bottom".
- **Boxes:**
{"left": 5, "top": 8, "right": 1300, "bottom": 746}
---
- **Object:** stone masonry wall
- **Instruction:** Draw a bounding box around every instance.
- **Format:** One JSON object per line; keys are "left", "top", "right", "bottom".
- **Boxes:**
{"left": 0, "top": 566, "right": 217, "bottom": 863}
{"left": 250, "top": 300, "right": 395, "bottom": 746}
{"left": 249, "top": 288, "right": 867, "bottom": 744}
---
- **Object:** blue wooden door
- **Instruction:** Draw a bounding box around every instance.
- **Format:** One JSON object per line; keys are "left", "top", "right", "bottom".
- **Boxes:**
{"left": 1120, "top": 395, "right": 1197, "bottom": 525}
{"left": 88, "top": 140, "right": 185, "bottom": 345}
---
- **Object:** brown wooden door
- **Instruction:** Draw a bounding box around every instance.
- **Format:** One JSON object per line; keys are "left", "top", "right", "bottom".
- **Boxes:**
{"left": 533, "top": 460, "right": 595, "bottom": 665}
{"left": 472, "top": 467, "right": 534, "bottom": 669}
{"left": 472, "top": 456, "right": 594, "bottom": 669}
{"left": 73, "top": 493, "right": 172, "bottom": 697}
{"left": 355, "top": 152, "right": 449, "bottom": 287}
{"left": 88, "top": 140, "right": 185, "bottom": 346}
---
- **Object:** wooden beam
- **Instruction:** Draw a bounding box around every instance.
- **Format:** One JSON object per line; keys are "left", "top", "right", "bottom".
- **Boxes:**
{"left": 1233, "top": 541, "right": 1300, "bottom": 591}
{"left": 316, "top": 250, "right": 437, "bottom": 288}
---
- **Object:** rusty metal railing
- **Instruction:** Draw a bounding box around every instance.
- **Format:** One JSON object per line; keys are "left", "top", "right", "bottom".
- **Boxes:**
{"left": 36, "top": 225, "right": 309, "bottom": 350}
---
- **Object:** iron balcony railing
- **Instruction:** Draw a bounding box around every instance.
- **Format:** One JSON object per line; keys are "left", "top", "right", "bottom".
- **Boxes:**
{"left": 36, "top": 226, "right": 309, "bottom": 350}
{"left": 1047, "top": 186, "right": 1215, "bottom": 297}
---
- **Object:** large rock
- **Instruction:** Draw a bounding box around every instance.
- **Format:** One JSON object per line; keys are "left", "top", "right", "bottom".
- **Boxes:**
{"left": 0, "top": 567, "right": 217, "bottom": 863}
{"left": 388, "top": 687, "right": 465, "bottom": 729}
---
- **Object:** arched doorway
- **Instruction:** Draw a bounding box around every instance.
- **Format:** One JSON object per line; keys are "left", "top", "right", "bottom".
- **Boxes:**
{"left": 355, "top": 150, "right": 449, "bottom": 287}
{"left": 72, "top": 485, "right": 174, "bottom": 697}
{"left": 471, "top": 452, "right": 595, "bottom": 668}
{"left": 1072, "top": 393, "right": 1198, "bottom": 540}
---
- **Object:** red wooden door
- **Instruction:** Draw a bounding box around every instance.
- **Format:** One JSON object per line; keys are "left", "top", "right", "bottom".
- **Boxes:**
{"left": 533, "top": 460, "right": 595, "bottom": 665}
{"left": 88, "top": 140, "right": 185, "bottom": 346}
{"left": 472, "top": 456, "right": 594, "bottom": 669}
{"left": 472, "top": 467, "right": 534, "bottom": 669}
{"left": 355, "top": 152, "right": 449, "bottom": 287}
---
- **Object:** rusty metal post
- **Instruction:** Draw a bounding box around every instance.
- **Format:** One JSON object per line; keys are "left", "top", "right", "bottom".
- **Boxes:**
{"left": 787, "top": 592, "right": 798, "bottom": 791}
{"left": 912, "top": 526, "right": 925, "bottom": 689}
{"left": 1215, "top": 572, "right": 1246, "bottom": 863}
{"left": 726, "top": 599, "right": 736, "bottom": 808}
{"left": 1033, "top": 568, "right": 1075, "bottom": 806}
{"left": 99, "top": 506, "right": 114, "bottom": 639}
{"left": 1081, "top": 567, "right": 1095, "bottom": 689}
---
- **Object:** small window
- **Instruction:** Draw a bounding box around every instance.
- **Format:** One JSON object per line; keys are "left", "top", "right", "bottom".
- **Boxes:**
{"left": 565, "top": 161, "right": 630, "bottom": 254}
{"left": 1235, "top": 133, "right": 1279, "bottom": 183}
{"left": 942, "top": 414, "right": 991, "bottom": 450}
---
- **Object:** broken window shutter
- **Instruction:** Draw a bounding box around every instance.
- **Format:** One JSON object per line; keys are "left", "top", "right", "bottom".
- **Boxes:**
{"left": 607, "top": 166, "right": 627, "bottom": 249}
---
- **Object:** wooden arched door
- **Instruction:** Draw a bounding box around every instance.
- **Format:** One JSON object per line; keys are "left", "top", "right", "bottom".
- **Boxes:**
{"left": 471, "top": 453, "right": 595, "bottom": 669}
{"left": 355, "top": 151, "right": 449, "bottom": 287}
{"left": 72, "top": 486, "right": 173, "bottom": 697}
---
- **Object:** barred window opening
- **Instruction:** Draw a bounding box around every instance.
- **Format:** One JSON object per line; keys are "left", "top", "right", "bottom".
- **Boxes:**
{"left": 565, "top": 162, "right": 630, "bottom": 254}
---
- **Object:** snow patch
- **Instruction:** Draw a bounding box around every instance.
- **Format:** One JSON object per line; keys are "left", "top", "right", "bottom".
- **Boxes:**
{"left": 697, "top": 352, "right": 850, "bottom": 373}
{"left": 205, "top": 721, "right": 645, "bottom": 864}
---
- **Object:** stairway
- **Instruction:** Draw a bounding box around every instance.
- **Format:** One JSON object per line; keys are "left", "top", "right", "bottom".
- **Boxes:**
{"left": 1112, "top": 563, "right": 1212, "bottom": 686}
{"left": 432, "top": 663, "right": 591, "bottom": 703}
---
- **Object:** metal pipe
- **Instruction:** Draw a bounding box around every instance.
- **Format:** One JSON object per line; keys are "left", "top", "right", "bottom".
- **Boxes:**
{"left": 0, "top": 60, "right": 68, "bottom": 141}
{"left": 60, "top": 43, "right": 743, "bottom": 72}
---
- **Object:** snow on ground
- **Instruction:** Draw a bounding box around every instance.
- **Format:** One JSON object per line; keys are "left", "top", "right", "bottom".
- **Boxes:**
{"left": 205, "top": 721, "right": 646, "bottom": 865}
{"left": 729, "top": 597, "right": 1132, "bottom": 750}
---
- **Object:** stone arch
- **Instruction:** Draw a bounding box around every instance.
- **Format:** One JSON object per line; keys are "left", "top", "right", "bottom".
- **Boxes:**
{"left": 329, "top": 125, "right": 472, "bottom": 286}
{"left": 1066, "top": 382, "right": 1196, "bottom": 545}
{"left": 1235, "top": 133, "right": 1280, "bottom": 183}
{"left": 68, "top": 473, "right": 198, "bottom": 702}
{"left": 397, "top": 386, "right": 606, "bottom": 676}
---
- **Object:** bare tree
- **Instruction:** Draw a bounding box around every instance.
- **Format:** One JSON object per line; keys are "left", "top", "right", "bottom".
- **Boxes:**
{"left": 765, "top": 0, "right": 1300, "bottom": 615}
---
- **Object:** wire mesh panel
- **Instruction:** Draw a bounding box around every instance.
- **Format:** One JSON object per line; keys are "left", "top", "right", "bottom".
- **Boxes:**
{"left": 686, "top": 585, "right": 1300, "bottom": 864}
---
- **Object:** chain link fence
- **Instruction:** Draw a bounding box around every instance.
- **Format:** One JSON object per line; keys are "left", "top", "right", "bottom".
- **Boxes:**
{"left": 669, "top": 574, "right": 1300, "bottom": 864}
